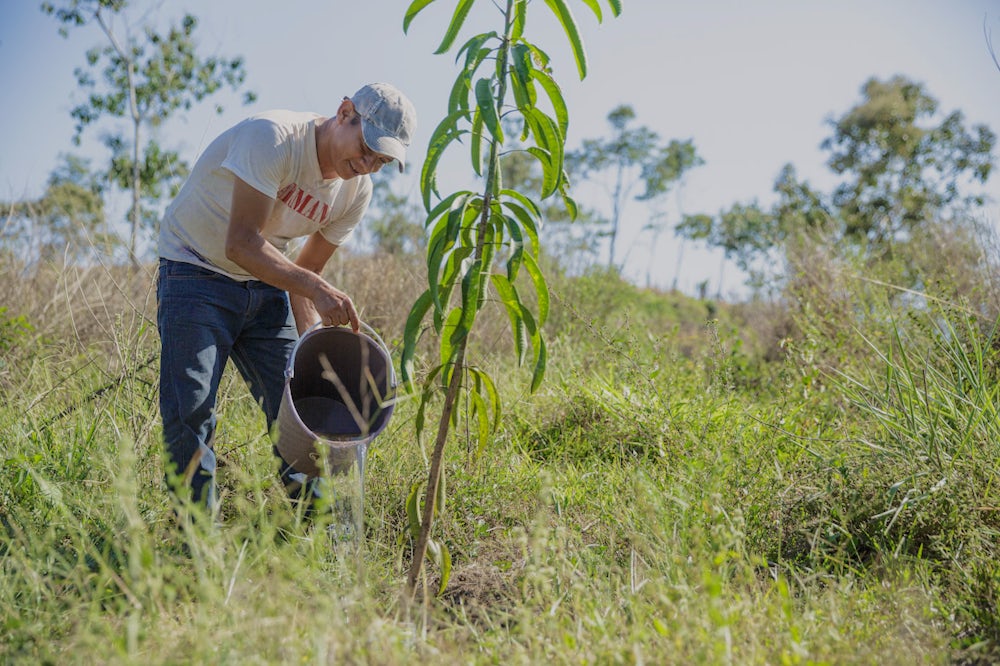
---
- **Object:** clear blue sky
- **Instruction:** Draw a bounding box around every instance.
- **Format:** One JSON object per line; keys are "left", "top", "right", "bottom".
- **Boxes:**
{"left": 1, "top": 1, "right": 998, "bottom": 295}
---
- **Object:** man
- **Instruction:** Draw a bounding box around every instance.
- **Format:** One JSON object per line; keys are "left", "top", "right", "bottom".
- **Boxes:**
{"left": 156, "top": 82, "right": 416, "bottom": 516}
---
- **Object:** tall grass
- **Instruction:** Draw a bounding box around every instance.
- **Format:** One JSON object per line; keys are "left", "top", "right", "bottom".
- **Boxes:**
{"left": 1, "top": 243, "right": 997, "bottom": 663}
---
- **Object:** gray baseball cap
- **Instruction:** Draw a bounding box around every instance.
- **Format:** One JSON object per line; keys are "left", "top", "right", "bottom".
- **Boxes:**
{"left": 350, "top": 82, "right": 417, "bottom": 173}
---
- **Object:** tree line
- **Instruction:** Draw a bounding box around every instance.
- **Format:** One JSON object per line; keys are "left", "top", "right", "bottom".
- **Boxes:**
{"left": 1, "top": 1, "right": 995, "bottom": 297}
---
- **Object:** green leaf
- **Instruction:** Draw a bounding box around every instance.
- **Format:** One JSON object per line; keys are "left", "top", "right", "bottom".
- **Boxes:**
{"left": 435, "top": 0, "right": 477, "bottom": 54}
{"left": 490, "top": 274, "right": 527, "bottom": 363}
{"left": 520, "top": 303, "right": 538, "bottom": 336}
{"left": 477, "top": 221, "right": 497, "bottom": 307}
{"left": 464, "top": 43, "right": 495, "bottom": 78}
{"left": 440, "top": 246, "right": 475, "bottom": 289}
{"left": 436, "top": 201, "right": 480, "bottom": 327}
{"left": 524, "top": 108, "right": 564, "bottom": 197}
{"left": 526, "top": 146, "right": 556, "bottom": 198}
{"left": 560, "top": 188, "right": 579, "bottom": 221}
{"left": 523, "top": 110, "right": 550, "bottom": 152}
{"left": 426, "top": 538, "right": 452, "bottom": 595}
{"left": 451, "top": 37, "right": 495, "bottom": 114}
{"left": 415, "top": 364, "right": 444, "bottom": 437}
{"left": 468, "top": 366, "right": 501, "bottom": 432}
{"left": 579, "top": 0, "right": 602, "bottom": 21}
{"left": 605, "top": 0, "right": 623, "bottom": 18}
{"left": 415, "top": 386, "right": 428, "bottom": 436}
{"left": 530, "top": 332, "right": 547, "bottom": 392}
{"left": 523, "top": 252, "right": 550, "bottom": 326}
{"left": 509, "top": 43, "right": 537, "bottom": 111}
{"left": 421, "top": 115, "right": 468, "bottom": 210}
{"left": 427, "top": 192, "right": 478, "bottom": 312}
{"left": 471, "top": 108, "right": 484, "bottom": 176}
{"left": 475, "top": 77, "right": 503, "bottom": 144}
{"left": 456, "top": 258, "right": 483, "bottom": 343}
{"left": 543, "top": 0, "right": 588, "bottom": 79}
{"left": 500, "top": 188, "right": 542, "bottom": 218}
{"left": 525, "top": 41, "right": 552, "bottom": 69}
{"left": 470, "top": 388, "right": 491, "bottom": 457}
{"left": 406, "top": 480, "right": 423, "bottom": 539}
{"left": 458, "top": 197, "right": 481, "bottom": 248}
{"left": 440, "top": 307, "right": 465, "bottom": 365}
{"left": 402, "top": 289, "right": 434, "bottom": 388}
{"left": 403, "top": 0, "right": 437, "bottom": 33}
{"left": 455, "top": 31, "right": 497, "bottom": 65}
{"left": 426, "top": 211, "right": 456, "bottom": 309}
{"left": 510, "top": 0, "right": 527, "bottom": 41}
{"left": 438, "top": 247, "right": 474, "bottom": 327}
{"left": 490, "top": 144, "right": 503, "bottom": 196}
{"left": 501, "top": 214, "right": 525, "bottom": 281}
{"left": 530, "top": 68, "right": 569, "bottom": 140}
{"left": 501, "top": 200, "right": 540, "bottom": 262}
{"left": 426, "top": 109, "right": 471, "bottom": 158}
{"left": 448, "top": 73, "right": 472, "bottom": 115}
{"left": 452, "top": 46, "right": 492, "bottom": 115}
{"left": 427, "top": 190, "right": 474, "bottom": 229}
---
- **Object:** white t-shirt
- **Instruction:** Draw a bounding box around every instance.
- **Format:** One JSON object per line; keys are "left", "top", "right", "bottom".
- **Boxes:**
{"left": 158, "top": 110, "right": 372, "bottom": 281}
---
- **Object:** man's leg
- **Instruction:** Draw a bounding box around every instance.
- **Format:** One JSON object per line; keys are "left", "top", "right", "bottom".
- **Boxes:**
{"left": 157, "top": 259, "right": 242, "bottom": 512}
{"left": 227, "top": 282, "right": 320, "bottom": 506}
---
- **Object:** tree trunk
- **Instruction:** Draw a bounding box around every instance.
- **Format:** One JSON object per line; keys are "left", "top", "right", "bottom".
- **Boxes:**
{"left": 130, "top": 117, "right": 141, "bottom": 267}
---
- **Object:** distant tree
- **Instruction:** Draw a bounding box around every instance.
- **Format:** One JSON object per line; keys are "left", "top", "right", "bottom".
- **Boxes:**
{"left": 42, "top": 0, "right": 256, "bottom": 265}
{"left": 632, "top": 137, "right": 702, "bottom": 283}
{"left": 677, "top": 164, "right": 832, "bottom": 276}
{"left": 677, "top": 202, "right": 775, "bottom": 293}
{"left": 771, "top": 164, "right": 833, "bottom": 238}
{"left": 679, "top": 76, "right": 995, "bottom": 288}
{"left": 1, "top": 154, "right": 112, "bottom": 264}
{"left": 824, "top": 75, "right": 994, "bottom": 252}
{"left": 569, "top": 105, "right": 702, "bottom": 269}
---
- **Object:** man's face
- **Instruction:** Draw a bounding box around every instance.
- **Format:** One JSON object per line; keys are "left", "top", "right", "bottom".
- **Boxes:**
{"left": 329, "top": 106, "right": 394, "bottom": 179}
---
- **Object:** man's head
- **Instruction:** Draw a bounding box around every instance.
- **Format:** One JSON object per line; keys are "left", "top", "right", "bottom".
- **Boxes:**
{"left": 349, "top": 83, "right": 416, "bottom": 174}
{"left": 316, "top": 83, "right": 416, "bottom": 180}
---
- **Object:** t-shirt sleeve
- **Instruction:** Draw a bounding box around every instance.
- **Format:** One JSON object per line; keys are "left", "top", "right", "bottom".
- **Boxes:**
{"left": 320, "top": 176, "right": 373, "bottom": 246}
{"left": 220, "top": 118, "right": 290, "bottom": 199}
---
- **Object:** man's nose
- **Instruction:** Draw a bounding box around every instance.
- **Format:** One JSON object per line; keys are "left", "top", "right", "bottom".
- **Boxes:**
{"left": 365, "top": 155, "right": 384, "bottom": 173}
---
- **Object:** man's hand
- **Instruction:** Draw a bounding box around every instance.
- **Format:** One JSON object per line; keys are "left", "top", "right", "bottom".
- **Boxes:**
{"left": 291, "top": 230, "right": 359, "bottom": 333}
{"left": 312, "top": 283, "right": 360, "bottom": 331}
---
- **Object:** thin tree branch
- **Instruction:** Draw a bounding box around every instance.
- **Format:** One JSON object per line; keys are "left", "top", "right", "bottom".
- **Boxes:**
{"left": 985, "top": 15, "right": 1000, "bottom": 74}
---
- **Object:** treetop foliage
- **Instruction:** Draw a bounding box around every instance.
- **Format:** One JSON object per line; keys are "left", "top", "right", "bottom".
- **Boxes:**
{"left": 37, "top": 0, "right": 256, "bottom": 264}
{"left": 678, "top": 74, "right": 996, "bottom": 286}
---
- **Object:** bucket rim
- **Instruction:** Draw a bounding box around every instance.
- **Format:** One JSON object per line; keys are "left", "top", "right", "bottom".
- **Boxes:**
{"left": 285, "top": 321, "right": 397, "bottom": 388}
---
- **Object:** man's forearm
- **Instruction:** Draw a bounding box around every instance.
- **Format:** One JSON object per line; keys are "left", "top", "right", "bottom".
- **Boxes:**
{"left": 226, "top": 229, "right": 325, "bottom": 300}
{"left": 289, "top": 292, "right": 321, "bottom": 335}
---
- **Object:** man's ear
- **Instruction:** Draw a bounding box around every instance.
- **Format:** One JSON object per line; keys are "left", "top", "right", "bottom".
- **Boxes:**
{"left": 337, "top": 98, "right": 355, "bottom": 123}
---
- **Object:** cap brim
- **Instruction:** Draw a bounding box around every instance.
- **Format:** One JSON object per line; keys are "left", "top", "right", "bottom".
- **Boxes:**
{"left": 361, "top": 121, "right": 406, "bottom": 173}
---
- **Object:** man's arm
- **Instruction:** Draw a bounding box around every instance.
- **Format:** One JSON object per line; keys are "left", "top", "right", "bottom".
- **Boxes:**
{"left": 224, "top": 176, "right": 359, "bottom": 331}
{"left": 289, "top": 231, "right": 338, "bottom": 335}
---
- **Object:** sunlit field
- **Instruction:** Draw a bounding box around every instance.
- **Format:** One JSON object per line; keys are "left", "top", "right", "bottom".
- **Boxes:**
{"left": 3, "top": 238, "right": 998, "bottom": 665}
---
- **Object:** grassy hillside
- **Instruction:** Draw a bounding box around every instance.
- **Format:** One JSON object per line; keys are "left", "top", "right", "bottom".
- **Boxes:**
{"left": 1, "top": 248, "right": 998, "bottom": 664}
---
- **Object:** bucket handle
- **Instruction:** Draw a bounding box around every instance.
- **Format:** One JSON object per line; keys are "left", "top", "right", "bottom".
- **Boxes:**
{"left": 285, "top": 321, "right": 397, "bottom": 388}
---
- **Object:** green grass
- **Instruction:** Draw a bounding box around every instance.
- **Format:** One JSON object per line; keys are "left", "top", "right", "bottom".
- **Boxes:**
{"left": 1, "top": 256, "right": 998, "bottom": 664}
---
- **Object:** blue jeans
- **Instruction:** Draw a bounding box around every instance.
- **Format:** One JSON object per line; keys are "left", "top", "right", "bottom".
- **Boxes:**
{"left": 157, "top": 258, "right": 300, "bottom": 508}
